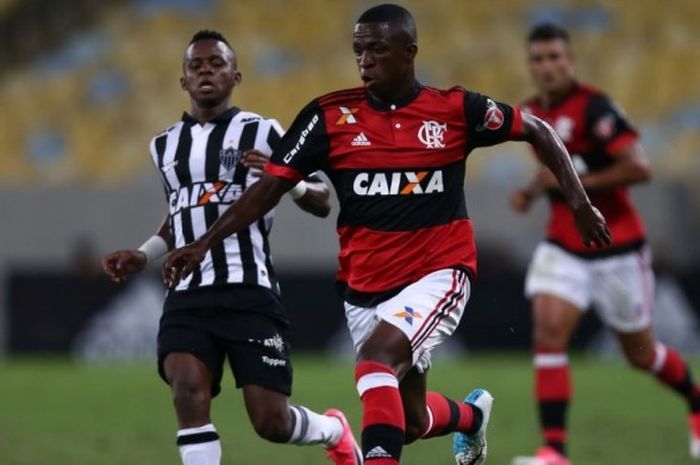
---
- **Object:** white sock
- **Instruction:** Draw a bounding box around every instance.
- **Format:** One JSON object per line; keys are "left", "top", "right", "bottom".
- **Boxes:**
{"left": 288, "top": 405, "right": 344, "bottom": 446}
{"left": 177, "top": 423, "right": 222, "bottom": 465}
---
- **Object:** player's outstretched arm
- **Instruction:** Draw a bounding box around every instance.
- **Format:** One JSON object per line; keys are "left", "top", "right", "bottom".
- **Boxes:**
{"left": 579, "top": 141, "right": 651, "bottom": 190}
{"left": 163, "top": 173, "right": 293, "bottom": 287}
{"left": 102, "top": 214, "right": 172, "bottom": 283}
{"left": 510, "top": 175, "right": 545, "bottom": 214}
{"left": 520, "top": 113, "right": 612, "bottom": 248}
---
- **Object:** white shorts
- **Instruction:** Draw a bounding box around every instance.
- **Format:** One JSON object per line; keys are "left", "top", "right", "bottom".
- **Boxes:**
{"left": 344, "top": 268, "right": 470, "bottom": 373}
{"left": 525, "top": 242, "right": 654, "bottom": 333}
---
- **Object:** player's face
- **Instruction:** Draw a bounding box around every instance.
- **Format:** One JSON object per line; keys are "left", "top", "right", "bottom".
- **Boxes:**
{"left": 352, "top": 22, "right": 414, "bottom": 99}
{"left": 181, "top": 40, "right": 241, "bottom": 107}
{"left": 528, "top": 39, "right": 574, "bottom": 94}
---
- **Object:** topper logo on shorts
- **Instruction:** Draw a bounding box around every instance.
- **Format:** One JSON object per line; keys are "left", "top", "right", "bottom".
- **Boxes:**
{"left": 353, "top": 170, "right": 444, "bottom": 196}
{"left": 261, "top": 356, "right": 287, "bottom": 367}
{"left": 168, "top": 182, "right": 244, "bottom": 214}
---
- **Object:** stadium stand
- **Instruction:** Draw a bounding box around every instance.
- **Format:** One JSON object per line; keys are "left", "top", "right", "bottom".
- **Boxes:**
{"left": 0, "top": 0, "right": 698, "bottom": 187}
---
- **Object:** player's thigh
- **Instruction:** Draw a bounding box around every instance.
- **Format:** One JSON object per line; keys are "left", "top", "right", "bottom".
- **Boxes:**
{"left": 158, "top": 311, "right": 226, "bottom": 397}
{"left": 525, "top": 242, "right": 592, "bottom": 312}
{"left": 225, "top": 313, "right": 293, "bottom": 399}
{"left": 399, "top": 366, "right": 427, "bottom": 444}
{"left": 356, "top": 268, "right": 470, "bottom": 375}
{"left": 532, "top": 294, "right": 583, "bottom": 349}
{"left": 525, "top": 243, "right": 590, "bottom": 349}
{"left": 591, "top": 247, "right": 654, "bottom": 334}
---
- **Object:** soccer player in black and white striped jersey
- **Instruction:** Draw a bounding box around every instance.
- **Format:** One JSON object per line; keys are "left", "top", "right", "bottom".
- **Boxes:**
{"left": 102, "top": 30, "right": 362, "bottom": 465}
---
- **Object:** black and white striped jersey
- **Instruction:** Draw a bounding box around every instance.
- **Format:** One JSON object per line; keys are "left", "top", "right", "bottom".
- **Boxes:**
{"left": 149, "top": 107, "right": 283, "bottom": 293}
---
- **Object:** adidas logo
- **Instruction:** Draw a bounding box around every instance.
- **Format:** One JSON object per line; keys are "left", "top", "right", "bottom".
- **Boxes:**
{"left": 351, "top": 132, "right": 371, "bottom": 146}
{"left": 365, "top": 446, "right": 392, "bottom": 459}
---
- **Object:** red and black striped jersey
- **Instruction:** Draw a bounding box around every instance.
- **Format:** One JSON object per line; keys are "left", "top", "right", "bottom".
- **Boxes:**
{"left": 266, "top": 84, "right": 523, "bottom": 299}
{"left": 522, "top": 82, "right": 645, "bottom": 256}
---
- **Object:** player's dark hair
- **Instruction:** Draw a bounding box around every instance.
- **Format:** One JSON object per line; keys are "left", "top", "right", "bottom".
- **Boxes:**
{"left": 189, "top": 29, "right": 231, "bottom": 47}
{"left": 528, "top": 23, "right": 570, "bottom": 43}
{"left": 186, "top": 29, "right": 237, "bottom": 70}
{"left": 356, "top": 3, "right": 417, "bottom": 42}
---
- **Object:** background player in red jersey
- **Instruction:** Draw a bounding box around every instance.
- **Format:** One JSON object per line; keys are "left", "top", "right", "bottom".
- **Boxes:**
{"left": 163, "top": 6, "right": 610, "bottom": 465}
{"left": 102, "top": 30, "right": 363, "bottom": 465}
{"left": 510, "top": 24, "right": 700, "bottom": 465}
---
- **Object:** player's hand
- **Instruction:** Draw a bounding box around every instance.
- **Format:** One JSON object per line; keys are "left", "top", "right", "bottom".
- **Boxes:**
{"left": 242, "top": 149, "right": 270, "bottom": 178}
{"left": 509, "top": 188, "right": 537, "bottom": 213}
{"left": 573, "top": 203, "right": 612, "bottom": 248}
{"left": 162, "top": 240, "right": 207, "bottom": 288}
{"left": 536, "top": 168, "right": 560, "bottom": 189}
{"left": 101, "top": 250, "right": 147, "bottom": 283}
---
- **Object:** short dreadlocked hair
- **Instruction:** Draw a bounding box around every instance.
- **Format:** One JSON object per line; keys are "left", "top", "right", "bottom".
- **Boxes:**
{"left": 189, "top": 29, "right": 231, "bottom": 47}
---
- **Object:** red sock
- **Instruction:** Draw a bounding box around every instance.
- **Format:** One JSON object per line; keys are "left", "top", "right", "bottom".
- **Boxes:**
{"left": 650, "top": 343, "right": 700, "bottom": 412}
{"left": 691, "top": 412, "right": 700, "bottom": 438}
{"left": 534, "top": 349, "right": 571, "bottom": 456}
{"left": 356, "top": 361, "right": 404, "bottom": 464}
{"left": 651, "top": 343, "right": 685, "bottom": 383}
{"left": 421, "top": 391, "right": 477, "bottom": 438}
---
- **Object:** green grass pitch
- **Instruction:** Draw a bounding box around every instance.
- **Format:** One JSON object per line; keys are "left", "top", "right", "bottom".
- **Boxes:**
{"left": 1, "top": 354, "right": 697, "bottom": 464}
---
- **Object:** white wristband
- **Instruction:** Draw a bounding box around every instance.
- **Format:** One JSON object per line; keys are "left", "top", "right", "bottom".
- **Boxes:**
{"left": 137, "top": 235, "right": 169, "bottom": 263}
{"left": 288, "top": 180, "right": 308, "bottom": 200}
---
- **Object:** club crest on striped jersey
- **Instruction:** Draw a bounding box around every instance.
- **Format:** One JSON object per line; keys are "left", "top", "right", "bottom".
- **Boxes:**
{"left": 418, "top": 120, "right": 447, "bottom": 149}
{"left": 219, "top": 145, "right": 243, "bottom": 171}
{"left": 353, "top": 170, "right": 444, "bottom": 196}
{"left": 393, "top": 306, "right": 423, "bottom": 325}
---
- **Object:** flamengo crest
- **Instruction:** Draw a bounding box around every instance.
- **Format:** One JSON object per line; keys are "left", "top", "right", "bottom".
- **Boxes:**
{"left": 418, "top": 120, "right": 447, "bottom": 149}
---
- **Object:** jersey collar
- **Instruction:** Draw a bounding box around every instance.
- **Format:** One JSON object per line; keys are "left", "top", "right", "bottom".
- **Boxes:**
{"left": 533, "top": 81, "right": 580, "bottom": 111}
{"left": 181, "top": 106, "right": 241, "bottom": 125}
{"left": 365, "top": 81, "right": 422, "bottom": 111}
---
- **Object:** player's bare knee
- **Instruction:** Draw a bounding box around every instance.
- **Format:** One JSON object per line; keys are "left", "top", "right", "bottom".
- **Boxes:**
{"left": 533, "top": 322, "right": 569, "bottom": 351}
{"left": 250, "top": 410, "right": 292, "bottom": 443}
{"left": 171, "top": 378, "right": 210, "bottom": 412}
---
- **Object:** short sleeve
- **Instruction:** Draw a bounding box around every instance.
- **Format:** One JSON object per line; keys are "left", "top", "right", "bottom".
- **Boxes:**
{"left": 148, "top": 136, "right": 158, "bottom": 165}
{"left": 266, "top": 99, "right": 330, "bottom": 183}
{"left": 464, "top": 91, "right": 523, "bottom": 151}
{"left": 585, "top": 93, "right": 638, "bottom": 155}
{"left": 263, "top": 119, "right": 285, "bottom": 154}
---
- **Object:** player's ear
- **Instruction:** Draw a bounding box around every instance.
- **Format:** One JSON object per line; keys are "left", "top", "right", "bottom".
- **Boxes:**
{"left": 233, "top": 70, "right": 242, "bottom": 85}
{"left": 405, "top": 43, "right": 417, "bottom": 61}
{"left": 179, "top": 76, "right": 187, "bottom": 90}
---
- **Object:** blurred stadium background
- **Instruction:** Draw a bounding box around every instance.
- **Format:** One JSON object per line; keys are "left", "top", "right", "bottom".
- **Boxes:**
{"left": 1, "top": 0, "right": 700, "bottom": 464}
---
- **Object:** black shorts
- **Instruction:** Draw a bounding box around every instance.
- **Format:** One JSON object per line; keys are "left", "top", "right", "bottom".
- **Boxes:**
{"left": 157, "top": 285, "right": 292, "bottom": 397}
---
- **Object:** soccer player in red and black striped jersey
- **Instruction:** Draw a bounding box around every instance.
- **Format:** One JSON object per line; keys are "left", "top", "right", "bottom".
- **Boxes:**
{"left": 510, "top": 24, "right": 700, "bottom": 465}
{"left": 164, "top": 6, "right": 610, "bottom": 465}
